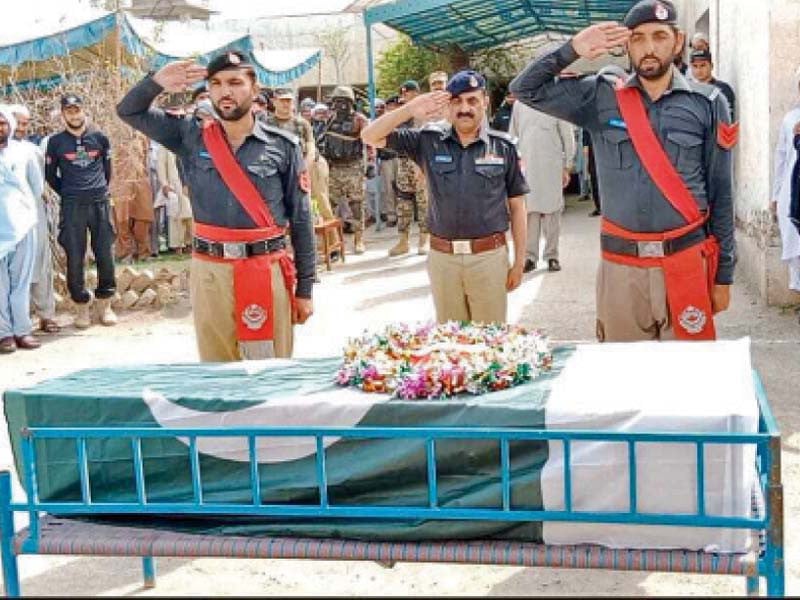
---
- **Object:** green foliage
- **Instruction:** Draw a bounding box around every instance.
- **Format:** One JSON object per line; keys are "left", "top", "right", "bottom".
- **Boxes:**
{"left": 376, "top": 36, "right": 448, "bottom": 98}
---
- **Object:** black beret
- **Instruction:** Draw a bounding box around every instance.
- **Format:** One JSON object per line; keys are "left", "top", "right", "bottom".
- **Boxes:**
{"left": 206, "top": 51, "right": 254, "bottom": 79}
{"left": 446, "top": 70, "right": 486, "bottom": 97}
{"left": 623, "top": 0, "right": 678, "bottom": 29}
{"left": 689, "top": 49, "right": 713, "bottom": 63}
{"left": 61, "top": 94, "right": 83, "bottom": 108}
{"left": 400, "top": 80, "right": 420, "bottom": 93}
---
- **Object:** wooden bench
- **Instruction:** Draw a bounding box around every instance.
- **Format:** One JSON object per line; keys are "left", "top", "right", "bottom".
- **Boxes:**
{"left": 314, "top": 218, "right": 346, "bottom": 272}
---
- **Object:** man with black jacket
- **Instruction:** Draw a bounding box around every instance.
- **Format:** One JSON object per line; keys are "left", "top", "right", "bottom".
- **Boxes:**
{"left": 45, "top": 94, "right": 116, "bottom": 329}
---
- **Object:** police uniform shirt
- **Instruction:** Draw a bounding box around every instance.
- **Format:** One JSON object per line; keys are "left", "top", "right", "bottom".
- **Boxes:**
{"left": 509, "top": 41, "right": 736, "bottom": 285}
{"left": 386, "top": 123, "right": 529, "bottom": 240}
{"left": 116, "top": 76, "right": 315, "bottom": 299}
{"left": 44, "top": 129, "right": 111, "bottom": 201}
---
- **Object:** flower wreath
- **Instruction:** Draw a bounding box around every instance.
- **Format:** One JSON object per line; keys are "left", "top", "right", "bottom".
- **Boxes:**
{"left": 335, "top": 321, "right": 553, "bottom": 400}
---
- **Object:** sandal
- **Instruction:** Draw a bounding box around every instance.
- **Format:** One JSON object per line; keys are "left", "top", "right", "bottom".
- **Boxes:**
{"left": 39, "top": 319, "right": 61, "bottom": 334}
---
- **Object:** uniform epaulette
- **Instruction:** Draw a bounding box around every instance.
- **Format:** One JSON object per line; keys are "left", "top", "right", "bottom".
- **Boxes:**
{"left": 487, "top": 128, "right": 518, "bottom": 145}
{"left": 687, "top": 80, "right": 721, "bottom": 103}
{"left": 260, "top": 123, "right": 300, "bottom": 146}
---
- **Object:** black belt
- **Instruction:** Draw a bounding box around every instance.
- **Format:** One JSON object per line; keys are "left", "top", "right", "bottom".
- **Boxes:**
{"left": 601, "top": 225, "right": 707, "bottom": 258}
{"left": 192, "top": 235, "right": 286, "bottom": 260}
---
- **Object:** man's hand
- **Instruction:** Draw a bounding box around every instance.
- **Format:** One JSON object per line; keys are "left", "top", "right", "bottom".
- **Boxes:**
{"left": 506, "top": 262, "right": 524, "bottom": 292}
{"left": 711, "top": 284, "right": 731, "bottom": 314}
{"left": 404, "top": 92, "right": 451, "bottom": 123}
{"left": 571, "top": 22, "right": 632, "bottom": 60}
{"left": 152, "top": 61, "right": 208, "bottom": 93}
{"left": 562, "top": 168, "right": 571, "bottom": 189}
{"left": 793, "top": 122, "right": 800, "bottom": 136}
{"left": 293, "top": 297, "right": 314, "bottom": 324}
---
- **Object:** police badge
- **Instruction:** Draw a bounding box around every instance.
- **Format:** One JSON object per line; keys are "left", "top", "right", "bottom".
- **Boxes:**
{"left": 654, "top": 2, "right": 669, "bottom": 20}
{"left": 678, "top": 305, "right": 707, "bottom": 335}
{"left": 241, "top": 304, "right": 267, "bottom": 331}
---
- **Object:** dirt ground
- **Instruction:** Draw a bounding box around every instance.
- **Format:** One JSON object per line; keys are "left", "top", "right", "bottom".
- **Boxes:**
{"left": 0, "top": 197, "right": 798, "bottom": 596}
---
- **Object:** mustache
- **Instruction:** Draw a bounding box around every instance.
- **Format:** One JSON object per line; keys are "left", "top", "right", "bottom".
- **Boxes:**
{"left": 638, "top": 54, "right": 662, "bottom": 65}
{"left": 456, "top": 112, "right": 475, "bottom": 118}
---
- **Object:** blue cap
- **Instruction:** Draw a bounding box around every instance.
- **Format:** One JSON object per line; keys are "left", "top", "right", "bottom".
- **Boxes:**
{"left": 446, "top": 70, "right": 486, "bottom": 97}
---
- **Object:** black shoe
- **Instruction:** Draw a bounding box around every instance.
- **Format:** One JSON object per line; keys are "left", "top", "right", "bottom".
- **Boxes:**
{"left": 548, "top": 259, "right": 561, "bottom": 272}
{"left": 589, "top": 209, "right": 601, "bottom": 217}
{"left": 523, "top": 259, "right": 537, "bottom": 273}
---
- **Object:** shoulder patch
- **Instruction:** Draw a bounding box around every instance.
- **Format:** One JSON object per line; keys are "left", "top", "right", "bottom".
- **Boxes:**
{"left": 261, "top": 123, "right": 300, "bottom": 146}
{"left": 487, "top": 128, "right": 518, "bottom": 145}
{"left": 687, "top": 80, "right": 721, "bottom": 102}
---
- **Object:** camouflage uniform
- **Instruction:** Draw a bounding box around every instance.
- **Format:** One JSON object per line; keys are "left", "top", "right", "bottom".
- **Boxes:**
{"left": 395, "top": 156, "right": 428, "bottom": 234}
{"left": 329, "top": 159, "right": 365, "bottom": 234}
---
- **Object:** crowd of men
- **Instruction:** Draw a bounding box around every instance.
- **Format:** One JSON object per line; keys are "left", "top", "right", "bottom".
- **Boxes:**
{"left": 2, "top": 0, "right": 775, "bottom": 361}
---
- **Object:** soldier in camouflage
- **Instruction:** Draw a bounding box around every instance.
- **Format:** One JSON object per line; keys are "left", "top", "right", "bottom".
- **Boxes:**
{"left": 390, "top": 149, "right": 429, "bottom": 256}
{"left": 319, "top": 85, "right": 369, "bottom": 254}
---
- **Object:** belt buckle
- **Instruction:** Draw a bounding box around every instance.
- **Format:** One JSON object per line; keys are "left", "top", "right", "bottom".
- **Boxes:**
{"left": 637, "top": 241, "right": 665, "bottom": 258}
{"left": 451, "top": 240, "right": 472, "bottom": 255}
{"left": 222, "top": 242, "right": 247, "bottom": 259}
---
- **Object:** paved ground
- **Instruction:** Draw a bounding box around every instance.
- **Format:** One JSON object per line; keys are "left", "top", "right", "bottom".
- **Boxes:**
{"left": 0, "top": 196, "right": 798, "bottom": 596}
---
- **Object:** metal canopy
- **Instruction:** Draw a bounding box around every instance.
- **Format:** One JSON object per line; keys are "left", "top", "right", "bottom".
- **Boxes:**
{"left": 364, "top": 0, "right": 638, "bottom": 52}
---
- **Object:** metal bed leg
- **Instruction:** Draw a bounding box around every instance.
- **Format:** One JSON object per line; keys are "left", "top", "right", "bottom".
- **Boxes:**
{"left": 765, "top": 436, "right": 785, "bottom": 597}
{"left": 142, "top": 556, "right": 156, "bottom": 589}
{"left": 0, "top": 472, "right": 20, "bottom": 597}
{"left": 745, "top": 575, "right": 760, "bottom": 596}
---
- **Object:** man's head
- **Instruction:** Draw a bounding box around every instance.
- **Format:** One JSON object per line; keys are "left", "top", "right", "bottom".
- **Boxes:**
{"left": 385, "top": 95, "right": 400, "bottom": 112}
{"left": 273, "top": 88, "right": 295, "bottom": 119}
{"left": 445, "top": 70, "right": 488, "bottom": 136}
{"left": 312, "top": 103, "right": 328, "bottom": 122}
{"left": 206, "top": 51, "right": 258, "bottom": 122}
{"left": 299, "top": 97, "right": 315, "bottom": 121}
{"left": 623, "top": 0, "right": 684, "bottom": 81}
{"left": 60, "top": 94, "right": 86, "bottom": 132}
{"left": 505, "top": 90, "right": 516, "bottom": 105}
{"left": 374, "top": 98, "right": 386, "bottom": 117}
{"left": 252, "top": 91, "right": 269, "bottom": 114}
{"left": 428, "top": 71, "right": 448, "bottom": 92}
{"left": 0, "top": 107, "right": 15, "bottom": 147}
{"left": 689, "top": 49, "right": 714, "bottom": 83}
{"left": 9, "top": 104, "right": 30, "bottom": 139}
{"left": 331, "top": 86, "right": 355, "bottom": 115}
{"left": 691, "top": 31, "right": 710, "bottom": 52}
{"left": 191, "top": 84, "right": 210, "bottom": 104}
{"left": 400, "top": 80, "right": 420, "bottom": 103}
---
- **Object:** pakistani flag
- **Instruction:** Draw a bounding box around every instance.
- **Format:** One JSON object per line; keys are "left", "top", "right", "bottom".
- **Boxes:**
{"left": 3, "top": 340, "right": 758, "bottom": 552}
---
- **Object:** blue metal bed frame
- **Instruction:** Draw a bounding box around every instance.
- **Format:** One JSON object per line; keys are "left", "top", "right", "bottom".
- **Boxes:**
{"left": 0, "top": 373, "right": 784, "bottom": 596}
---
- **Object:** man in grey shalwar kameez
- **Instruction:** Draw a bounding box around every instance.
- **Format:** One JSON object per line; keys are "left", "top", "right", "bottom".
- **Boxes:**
{"left": 509, "top": 100, "right": 575, "bottom": 272}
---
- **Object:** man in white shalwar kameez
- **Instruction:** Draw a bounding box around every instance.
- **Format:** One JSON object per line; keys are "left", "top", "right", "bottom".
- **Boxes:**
{"left": 771, "top": 69, "right": 800, "bottom": 293}
{"left": 509, "top": 100, "right": 575, "bottom": 272}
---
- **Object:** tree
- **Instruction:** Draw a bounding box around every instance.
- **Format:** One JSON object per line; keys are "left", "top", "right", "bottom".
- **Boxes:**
{"left": 375, "top": 36, "right": 448, "bottom": 98}
{"left": 315, "top": 25, "right": 353, "bottom": 85}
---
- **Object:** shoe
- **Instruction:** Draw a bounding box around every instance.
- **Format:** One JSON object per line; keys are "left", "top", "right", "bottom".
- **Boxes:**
{"left": 523, "top": 259, "right": 537, "bottom": 273}
{"left": 589, "top": 209, "right": 601, "bottom": 217}
{"left": 389, "top": 231, "right": 410, "bottom": 257}
{"left": 14, "top": 334, "right": 41, "bottom": 350}
{"left": 0, "top": 337, "right": 16, "bottom": 354}
{"left": 74, "top": 295, "right": 93, "bottom": 329}
{"left": 95, "top": 298, "right": 118, "bottom": 326}
{"left": 548, "top": 259, "right": 562, "bottom": 272}
{"left": 39, "top": 318, "right": 61, "bottom": 334}
{"left": 353, "top": 232, "right": 366, "bottom": 255}
{"left": 417, "top": 233, "right": 429, "bottom": 255}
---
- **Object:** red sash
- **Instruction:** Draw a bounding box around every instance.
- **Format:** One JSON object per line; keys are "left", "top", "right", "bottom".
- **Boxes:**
{"left": 198, "top": 120, "right": 297, "bottom": 343}
{"left": 612, "top": 87, "right": 719, "bottom": 341}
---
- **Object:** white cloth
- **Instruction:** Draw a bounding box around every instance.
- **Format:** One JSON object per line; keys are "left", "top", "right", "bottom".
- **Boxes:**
{"left": 0, "top": 117, "right": 41, "bottom": 259}
{"left": 509, "top": 101, "right": 575, "bottom": 214}
{"left": 772, "top": 107, "right": 800, "bottom": 273}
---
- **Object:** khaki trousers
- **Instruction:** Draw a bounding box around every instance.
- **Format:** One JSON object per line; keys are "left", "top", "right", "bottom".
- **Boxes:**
{"left": 190, "top": 257, "right": 293, "bottom": 361}
{"left": 526, "top": 211, "right": 561, "bottom": 261}
{"left": 427, "top": 246, "right": 509, "bottom": 324}
{"left": 595, "top": 258, "right": 676, "bottom": 342}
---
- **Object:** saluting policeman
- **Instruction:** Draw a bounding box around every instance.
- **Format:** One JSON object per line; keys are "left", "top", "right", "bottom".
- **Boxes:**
{"left": 362, "top": 70, "right": 529, "bottom": 325}
{"left": 117, "top": 52, "right": 315, "bottom": 361}
{"left": 510, "top": 0, "right": 736, "bottom": 342}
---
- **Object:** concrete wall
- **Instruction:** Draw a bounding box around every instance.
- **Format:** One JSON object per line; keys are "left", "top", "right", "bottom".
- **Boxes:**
{"left": 714, "top": 0, "right": 800, "bottom": 305}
